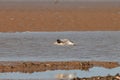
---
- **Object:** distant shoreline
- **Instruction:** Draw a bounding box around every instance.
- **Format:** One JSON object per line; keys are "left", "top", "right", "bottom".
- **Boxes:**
{"left": 0, "top": 1, "right": 120, "bottom": 32}
{"left": 0, "top": 0, "right": 120, "bottom": 9}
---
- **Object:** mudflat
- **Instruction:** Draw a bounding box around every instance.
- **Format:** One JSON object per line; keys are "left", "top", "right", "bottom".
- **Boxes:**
{"left": 0, "top": 61, "right": 119, "bottom": 73}
{"left": 0, "top": 1, "right": 120, "bottom": 32}
{"left": 0, "top": 61, "right": 119, "bottom": 80}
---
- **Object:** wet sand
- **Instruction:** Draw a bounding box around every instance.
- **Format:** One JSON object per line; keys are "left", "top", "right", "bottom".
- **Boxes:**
{"left": 0, "top": 61, "right": 119, "bottom": 73}
{"left": 0, "top": 61, "right": 119, "bottom": 79}
{"left": 0, "top": 1, "right": 120, "bottom": 32}
{"left": 72, "top": 74, "right": 120, "bottom": 80}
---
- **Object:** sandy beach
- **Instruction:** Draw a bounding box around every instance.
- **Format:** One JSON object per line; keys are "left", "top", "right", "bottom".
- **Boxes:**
{"left": 0, "top": 0, "right": 120, "bottom": 32}
{"left": 0, "top": 61, "right": 119, "bottom": 73}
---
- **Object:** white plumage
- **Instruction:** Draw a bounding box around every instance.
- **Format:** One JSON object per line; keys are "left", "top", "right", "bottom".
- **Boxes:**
{"left": 54, "top": 39, "right": 75, "bottom": 46}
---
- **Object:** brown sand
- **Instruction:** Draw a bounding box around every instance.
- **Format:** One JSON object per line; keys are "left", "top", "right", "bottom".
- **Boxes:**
{"left": 0, "top": 1, "right": 120, "bottom": 32}
{"left": 0, "top": 61, "right": 119, "bottom": 80}
{"left": 0, "top": 61, "right": 119, "bottom": 73}
{"left": 72, "top": 74, "right": 120, "bottom": 80}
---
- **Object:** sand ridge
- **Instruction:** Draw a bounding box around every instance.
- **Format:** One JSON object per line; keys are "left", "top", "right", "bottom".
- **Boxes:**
{"left": 0, "top": 61, "right": 119, "bottom": 73}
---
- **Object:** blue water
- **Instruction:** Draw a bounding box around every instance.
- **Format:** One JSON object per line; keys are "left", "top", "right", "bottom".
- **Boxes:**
{"left": 0, "top": 31, "right": 120, "bottom": 63}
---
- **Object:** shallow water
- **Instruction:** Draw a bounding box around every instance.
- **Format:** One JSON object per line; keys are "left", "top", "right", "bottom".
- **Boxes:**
{"left": 0, "top": 67, "right": 119, "bottom": 79}
{"left": 0, "top": 31, "right": 120, "bottom": 63}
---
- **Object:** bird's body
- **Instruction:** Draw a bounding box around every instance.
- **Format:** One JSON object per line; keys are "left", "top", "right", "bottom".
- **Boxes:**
{"left": 54, "top": 39, "right": 75, "bottom": 46}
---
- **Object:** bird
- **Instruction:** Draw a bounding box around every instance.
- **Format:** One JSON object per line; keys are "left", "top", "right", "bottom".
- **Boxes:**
{"left": 54, "top": 39, "right": 75, "bottom": 46}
